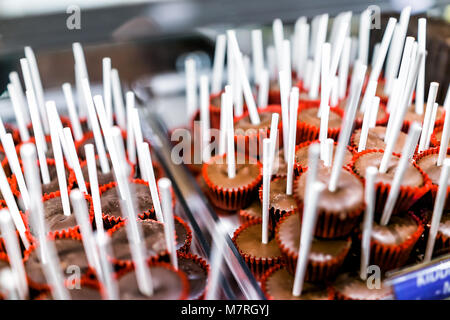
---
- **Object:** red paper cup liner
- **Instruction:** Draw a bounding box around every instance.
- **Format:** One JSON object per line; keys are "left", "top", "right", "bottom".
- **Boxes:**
{"left": 258, "top": 177, "right": 297, "bottom": 232}
{"left": 370, "top": 212, "right": 424, "bottom": 271}
{"left": 106, "top": 219, "right": 171, "bottom": 269}
{"left": 275, "top": 212, "right": 351, "bottom": 281}
{"left": 293, "top": 168, "right": 364, "bottom": 239}
{"left": 414, "top": 147, "right": 450, "bottom": 210}
{"left": 202, "top": 154, "right": 263, "bottom": 211}
{"left": 234, "top": 105, "right": 282, "bottom": 159}
{"left": 4, "top": 123, "right": 21, "bottom": 145}
{"left": 350, "top": 149, "right": 432, "bottom": 215}
{"left": 114, "top": 261, "right": 190, "bottom": 300}
{"left": 402, "top": 107, "right": 445, "bottom": 133}
{"left": 25, "top": 116, "right": 72, "bottom": 138}
{"left": 177, "top": 251, "right": 209, "bottom": 300}
{"left": 430, "top": 124, "right": 443, "bottom": 148}
{"left": 292, "top": 104, "right": 343, "bottom": 145}
{"left": 416, "top": 209, "right": 450, "bottom": 258}
{"left": 260, "top": 264, "right": 334, "bottom": 300}
{"left": 238, "top": 206, "right": 262, "bottom": 226}
{"left": 140, "top": 211, "right": 192, "bottom": 254}
{"left": 232, "top": 221, "right": 283, "bottom": 280}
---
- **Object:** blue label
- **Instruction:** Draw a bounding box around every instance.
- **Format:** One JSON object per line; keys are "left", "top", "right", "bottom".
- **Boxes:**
{"left": 390, "top": 259, "right": 450, "bottom": 300}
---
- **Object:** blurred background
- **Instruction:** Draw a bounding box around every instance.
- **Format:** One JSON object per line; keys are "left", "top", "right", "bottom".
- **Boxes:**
{"left": 0, "top": 0, "right": 449, "bottom": 105}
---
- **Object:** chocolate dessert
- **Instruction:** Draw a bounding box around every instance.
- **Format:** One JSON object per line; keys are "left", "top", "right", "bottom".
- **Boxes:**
{"left": 332, "top": 273, "right": 392, "bottom": 300}
{"left": 294, "top": 140, "right": 354, "bottom": 171}
{"left": 295, "top": 164, "right": 364, "bottom": 238}
{"left": 117, "top": 264, "right": 188, "bottom": 300}
{"left": 276, "top": 212, "right": 351, "bottom": 280}
{"left": 416, "top": 150, "right": 450, "bottom": 185}
{"left": 262, "top": 265, "right": 330, "bottom": 300}
{"left": 42, "top": 195, "right": 77, "bottom": 233}
{"left": 239, "top": 200, "right": 263, "bottom": 224}
{"left": 24, "top": 238, "right": 89, "bottom": 286}
{"left": 298, "top": 106, "right": 342, "bottom": 129}
{"left": 351, "top": 126, "right": 408, "bottom": 154}
{"left": 177, "top": 252, "right": 208, "bottom": 300}
{"left": 80, "top": 157, "right": 115, "bottom": 187}
{"left": 419, "top": 209, "right": 450, "bottom": 257}
{"left": 41, "top": 162, "right": 72, "bottom": 195}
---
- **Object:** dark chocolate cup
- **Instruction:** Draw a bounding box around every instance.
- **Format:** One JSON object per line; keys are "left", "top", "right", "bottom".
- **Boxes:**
{"left": 293, "top": 168, "right": 364, "bottom": 239}
{"left": 351, "top": 149, "right": 432, "bottom": 216}
{"left": 414, "top": 146, "right": 450, "bottom": 211}
{"left": 234, "top": 105, "right": 281, "bottom": 159}
{"left": 275, "top": 212, "right": 351, "bottom": 282}
{"left": 202, "top": 154, "right": 263, "bottom": 211}
{"left": 114, "top": 261, "right": 190, "bottom": 300}
{"left": 370, "top": 212, "right": 424, "bottom": 271}
{"left": 177, "top": 251, "right": 209, "bottom": 300}
{"left": 231, "top": 221, "right": 283, "bottom": 280}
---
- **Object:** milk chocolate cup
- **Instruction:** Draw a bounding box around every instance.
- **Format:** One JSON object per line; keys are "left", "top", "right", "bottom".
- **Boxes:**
{"left": 369, "top": 212, "right": 424, "bottom": 271}
{"left": 202, "top": 154, "right": 263, "bottom": 211}
{"left": 351, "top": 149, "right": 432, "bottom": 216}
{"left": 232, "top": 221, "right": 283, "bottom": 280}
{"left": 275, "top": 212, "right": 351, "bottom": 282}
{"left": 414, "top": 146, "right": 450, "bottom": 211}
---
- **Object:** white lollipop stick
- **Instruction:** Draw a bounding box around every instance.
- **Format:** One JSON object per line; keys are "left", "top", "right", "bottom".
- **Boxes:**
{"left": 286, "top": 88, "right": 299, "bottom": 195}
{"left": 323, "top": 138, "right": 334, "bottom": 167}
{"left": 63, "top": 128, "right": 87, "bottom": 194}
{"left": 359, "top": 79, "right": 378, "bottom": 113}
{"left": 117, "top": 162, "right": 154, "bottom": 296}
{"left": 415, "top": 18, "right": 427, "bottom": 115}
{"left": 131, "top": 107, "right": 143, "bottom": 146}
{"left": 309, "top": 14, "right": 328, "bottom": 99}
{"left": 185, "top": 58, "right": 197, "bottom": 120}
{"left": 380, "top": 123, "right": 422, "bottom": 226}
{"left": 200, "top": 75, "right": 211, "bottom": 162}
{"left": 279, "top": 70, "right": 290, "bottom": 162}
{"left": 251, "top": 30, "right": 264, "bottom": 86}
{"left": 137, "top": 142, "right": 163, "bottom": 223}
{"left": 296, "top": 22, "right": 309, "bottom": 80}
{"left": 437, "top": 85, "right": 450, "bottom": 166}
{"left": 303, "top": 59, "right": 314, "bottom": 91}
{"left": 329, "top": 64, "right": 366, "bottom": 192}
{"left": 85, "top": 144, "right": 104, "bottom": 235}
{"left": 7, "top": 84, "right": 29, "bottom": 142}
{"left": 359, "top": 94, "right": 374, "bottom": 152}
{"left": 102, "top": 58, "right": 113, "bottom": 125}
{"left": 109, "top": 127, "right": 130, "bottom": 200}
{"left": 126, "top": 91, "right": 136, "bottom": 165}
{"left": 82, "top": 78, "right": 110, "bottom": 174}
{"left": 0, "top": 210, "right": 28, "bottom": 299}
{"left": 385, "top": 7, "right": 411, "bottom": 95}
{"left": 232, "top": 55, "right": 244, "bottom": 118}
{"left": 360, "top": 166, "right": 377, "bottom": 280}
{"left": 305, "top": 143, "right": 320, "bottom": 204}
{"left": 212, "top": 34, "right": 226, "bottom": 94}
{"left": 338, "top": 37, "right": 351, "bottom": 99}
{"left": 261, "top": 138, "right": 271, "bottom": 244}
{"left": 272, "top": 18, "right": 284, "bottom": 73}
{"left": 95, "top": 231, "right": 119, "bottom": 299}
{"left": 258, "top": 69, "right": 269, "bottom": 109}
{"left": 158, "top": 178, "right": 178, "bottom": 269}
{"left": 425, "top": 102, "right": 439, "bottom": 150}
{"left": 226, "top": 91, "right": 236, "bottom": 178}
{"left": 24, "top": 47, "right": 49, "bottom": 134}
{"left": 266, "top": 45, "right": 277, "bottom": 80}
{"left": 1, "top": 133, "right": 30, "bottom": 209}
{"left": 318, "top": 42, "right": 331, "bottom": 118}
{"left": 46, "top": 102, "right": 71, "bottom": 217}
{"left": 70, "top": 189, "right": 101, "bottom": 277}
{"left": 371, "top": 43, "right": 380, "bottom": 68}
{"left": 282, "top": 40, "right": 292, "bottom": 90}
{"left": 379, "top": 52, "right": 424, "bottom": 173}
{"left": 25, "top": 89, "right": 50, "bottom": 184}
{"left": 292, "top": 181, "right": 324, "bottom": 296}
{"left": 218, "top": 92, "right": 228, "bottom": 155}
{"left": 227, "top": 31, "right": 260, "bottom": 125}
{"left": 358, "top": 10, "right": 371, "bottom": 66}
{"left": 419, "top": 82, "right": 439, "bottom": 152}
{"left": 268, "top": 113, "right": 280, "bottom": 175}
{"left": 424, "top": 159, "right": 450, "bottom": 262}
{"left": 50, "top": 104, "right": 73, "bottom": 168}
{"left": 330, "top": 76, "right": 339, "bottom": 107}
{"left": 9, "top": 71, "right": 30, "bottom": 123}
{"left": 369, "top": 96, "right": 381, "bottom": 128}
{"left": 329, "top": 20, "right": 349, "bottom": 83}
{"left": 62, "top": 83, "right": 83, "bottom": 141}
{"left": 111, "top": 69, "right": 126, "bottom": 130}
{"left": 73, "top": 43, "right": 89, "bottom": 119}
{"left": 386, "top": 78, "right": 400, "bottom": 115}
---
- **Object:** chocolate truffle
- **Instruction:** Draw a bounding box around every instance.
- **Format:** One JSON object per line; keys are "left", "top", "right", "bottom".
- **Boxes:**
{"left": 332, "top": 273, "right": 392, "bottom": 300}
{"left": 118, "top": 264, "right": 188, "bottom": 300}
{"left": 24, "top": 238, "right": 89, "bottom": 285}
{"left": 276, "top": 212, "right": 351, "bottom": 280}
{"left": 100, "top": 182, "right": 153, "bottom": 218}
{"left": 295, "top": 164, "right": 364, "bottom": 238}
{"left": 351, "top": 126, "right": 408, "bottom": 154}
{"left": 262, "top": 265, "right": 330, "bottom": 300}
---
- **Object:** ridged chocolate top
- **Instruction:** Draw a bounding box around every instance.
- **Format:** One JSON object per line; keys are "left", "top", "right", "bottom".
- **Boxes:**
{"left": 101, "top": 183, "right": 153, "bottom": 218}
{"left": 235, "top": 223, "right": 281, "bottom": 258}
{"left": 204, "top": 157, "right": 261, "bottom": 189}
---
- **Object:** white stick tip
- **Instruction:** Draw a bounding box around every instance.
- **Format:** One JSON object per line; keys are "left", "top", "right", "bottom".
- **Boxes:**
{"left": 158, "top": 177, "right": 172, "bottom": 191}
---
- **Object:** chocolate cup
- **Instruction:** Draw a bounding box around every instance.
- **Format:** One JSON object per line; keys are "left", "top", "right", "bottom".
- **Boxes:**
{"left": 232, "top": 221, "right": 283, "bottom": 280}
{"left": 177, "top": 252, "right": 209, "bottom": 300}
{"left": 330, "top": 272, "right": 393, "bottom": 300}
